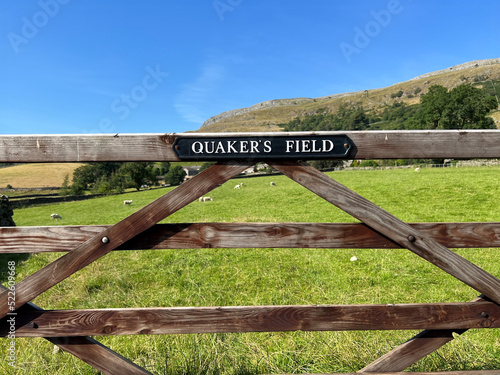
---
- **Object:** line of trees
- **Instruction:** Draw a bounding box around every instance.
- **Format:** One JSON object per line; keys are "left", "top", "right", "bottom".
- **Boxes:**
{"left": 409, "top": 84, "right": 497, "bottom": 129}
{"left": 281, "top": 83, "right": 498, "bottom": 132}
{"left": 61, "top": 162, "right": 186, "bottom": 196}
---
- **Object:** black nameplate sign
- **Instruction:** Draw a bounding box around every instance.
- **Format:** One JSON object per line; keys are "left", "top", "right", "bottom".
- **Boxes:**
{"left": 173, "top": 135, "right": 353, "bottom": 160}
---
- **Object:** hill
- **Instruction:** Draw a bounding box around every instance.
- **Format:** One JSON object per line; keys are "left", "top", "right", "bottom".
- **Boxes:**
{"left": 0, "top": 163, "right": 84, "bottom": 189}
{"left": 199, "top": 58, "right": 500, "bottom": 132}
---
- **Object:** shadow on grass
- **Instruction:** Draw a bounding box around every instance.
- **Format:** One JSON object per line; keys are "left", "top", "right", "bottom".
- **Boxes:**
{"left": 0, "top": 253, "right": 31, "bottom": 285}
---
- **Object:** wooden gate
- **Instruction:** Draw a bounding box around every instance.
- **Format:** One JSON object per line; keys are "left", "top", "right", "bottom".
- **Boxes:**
{"left": 1, "top": 130, "right": 500, "bottom": 374}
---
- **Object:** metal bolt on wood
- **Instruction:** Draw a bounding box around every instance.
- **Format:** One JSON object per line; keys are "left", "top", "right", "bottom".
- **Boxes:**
{"left": 101, "top": 237, "right": 109, "bottom": 244}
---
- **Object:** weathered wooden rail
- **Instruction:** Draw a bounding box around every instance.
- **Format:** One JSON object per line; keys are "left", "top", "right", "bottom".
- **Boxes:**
{"left": 1, "top": 130, "right": 499, "bottom": 374}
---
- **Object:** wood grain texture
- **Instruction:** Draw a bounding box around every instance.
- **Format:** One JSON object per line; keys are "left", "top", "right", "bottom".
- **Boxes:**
{"left": 359, "top": 297, "right": 487, "bottom": 373}
{"left": 2, "top": 301, "right": 498, "bottom": 337}
{"left": 0, "top": 285, "right": 152, "bottom": 375}
{"left": 46, "top": 336, "right": 153, "bottom": 375}
{"left": 0, "top": 133, "right": 179, "bottom": 162}
{"left": 0, "top": 162, "right": 252, "bottom": 319}
{"left": 270, "top": 161, "right": 500, "bottom": 305}
{"left": 1, "top": 130, "right": 500, "bottom": 162}
{"left": 2, "top": 222, "right": 500, "bottom": 254}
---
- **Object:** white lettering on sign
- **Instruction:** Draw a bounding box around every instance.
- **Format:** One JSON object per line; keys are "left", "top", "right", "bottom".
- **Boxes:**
{"left": 285, "top": 139, "right": 334, "bottom": 153}
{"left": 191, "top": 140, "right": 275, "bottom": 154}
{"left": 178, "top": 137, "right": 349, "bottom": 159}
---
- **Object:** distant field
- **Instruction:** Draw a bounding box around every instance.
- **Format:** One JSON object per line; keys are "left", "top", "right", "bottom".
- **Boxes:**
{"left": 1, "top": 166, "right": 500, "bottom": 374}
{"left": 0, "top": 163, "right": 84, "bottom": 188}
{"left": 490, "top": 110, "right": 500, "bottom": 128}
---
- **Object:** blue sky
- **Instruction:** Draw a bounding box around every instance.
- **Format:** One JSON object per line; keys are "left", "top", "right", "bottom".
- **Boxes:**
{"left": 1, "top": 0, "right": 498, "bottom": 135}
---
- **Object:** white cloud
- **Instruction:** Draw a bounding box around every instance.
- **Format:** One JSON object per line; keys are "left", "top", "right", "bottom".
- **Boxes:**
{"left": 174, "top": 63, "right": 225, "bottom": 124}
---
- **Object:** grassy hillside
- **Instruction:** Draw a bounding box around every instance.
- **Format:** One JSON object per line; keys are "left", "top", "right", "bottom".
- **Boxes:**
{"left": 200, "top": 61, "right": 500, "bottom": 132}
{"left": 0, "top": 163, "right": 84, "bottom": 189}
{"left": 1, "top": 166, "right": 500, "bottom": 374}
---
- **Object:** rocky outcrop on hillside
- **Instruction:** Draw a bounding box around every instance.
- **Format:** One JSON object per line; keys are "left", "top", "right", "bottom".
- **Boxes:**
{"left": 201, "top": 98, "right": 313, "bottom": 129}
{"left": 409, "top": 58, "right": 500, "bottom": 81}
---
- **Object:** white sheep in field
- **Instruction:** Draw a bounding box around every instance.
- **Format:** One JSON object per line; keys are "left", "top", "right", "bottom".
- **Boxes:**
{"left": 234, "top": 184, "right": 241, "bottom": 189}
{"left": 123, "top": 200, "right": 133, "bottom": 206}
{"left": 270, "top": 181, "right": 276, "bottom": 186}
{"left": 50, "top": 213, "right": 62, "bottom": 220}
{"left": 200, "top": 197, "right": 213, "bottom": 202}
{"left": 415, "top": 167, "right": 420, "bottom": 172}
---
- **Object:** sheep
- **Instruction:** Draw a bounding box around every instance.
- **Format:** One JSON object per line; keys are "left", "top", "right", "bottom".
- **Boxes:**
{"left": 239, "top": 182, "right": 244, "bottom": 187}
{"left": 200, "top": 197, "right": 213, "bottom": 202}
{"left": 123, "top": 200, "right": 133, "bottom": 206}
{"left": 234, "top": 184, "right": 241, "bottom": 189}
{"left": 270, "top": 181, "right": 276, "bottom": 186}
{"left": 50, "top": 213, "right": 62, "bottom": 220}
{"left": 415, "top": 167, "right": 420, "bottom": 172}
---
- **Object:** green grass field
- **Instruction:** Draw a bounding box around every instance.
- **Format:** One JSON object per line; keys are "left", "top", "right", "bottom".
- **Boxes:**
{"left": 1, "top": 166, "right": 500, "bottom": 374}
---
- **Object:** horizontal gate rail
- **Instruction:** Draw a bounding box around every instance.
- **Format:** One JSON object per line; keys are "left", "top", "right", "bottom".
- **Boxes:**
{"left": 1, "top": 130, "right": 500, "bottom": 162}
{"left": 0, "top": 285, "right": 154, "bottom": 375}
{"left": 1, "top": 301, "right": 499, "bottom": 337}
{"left": 1, "top": 222, "right": 500, "bottom": 253}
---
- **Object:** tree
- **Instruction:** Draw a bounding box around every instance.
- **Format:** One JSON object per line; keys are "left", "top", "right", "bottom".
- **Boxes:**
{"left": 164, "top": 165, "right": 186, "bottom": 186}
{"left": 415, "top": 84, "right": 497, "bottom": 129}
{"left": 69, "top": 180, "right": 86, "bottom": 196}
{"left": 119, "top": 162, "right": 150, "bottom": 191}
{"left": 158, "top": 162, "right": 170, "bottom": 176}
{"left": 71, "top": 162, "right": 122, "bottom": 190}
{"left": 92, "top": 176, "right": 114, "bottom": 195}
{"left": 447, "top": 84, "right": 497, "bottom": 129}
{"left": 417, "top": 85, "right": 450, "bottom": 129}
{"left": 71, "top": 164, "right": 95, "bottom": 190}
{"left": 60, "top": 174, "right": 71, "bottom": 196}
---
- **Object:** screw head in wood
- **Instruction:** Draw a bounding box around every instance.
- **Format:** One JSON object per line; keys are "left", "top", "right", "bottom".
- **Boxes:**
{"left": 407, "top": 235, "right": 416, "bottom": 243}
{"left": 101, "top": 237, "right": 110, "bottom": 244}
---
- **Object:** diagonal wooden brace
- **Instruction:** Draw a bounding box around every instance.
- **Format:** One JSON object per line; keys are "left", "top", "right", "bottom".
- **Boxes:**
{"left": 0, "top": 161, "right": 253, "bottom": 319}
{"left": 269, "top": 161, "right": 500, "bottom": 305}
{"left": 1, "top": 285, "right": 153, "bottom": 375}
{"left": 359, "top": 296, "right": 488, "bottom": 372}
